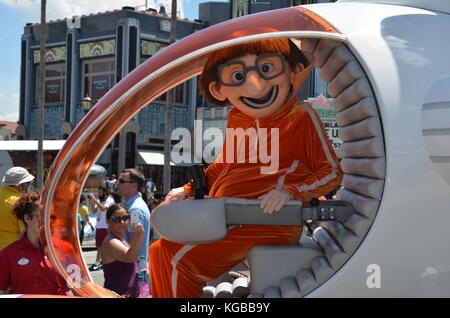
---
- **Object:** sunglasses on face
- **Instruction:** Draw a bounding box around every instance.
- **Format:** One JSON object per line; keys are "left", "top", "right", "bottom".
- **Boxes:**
{"left": 117, "top": 179, "right": 136, "bottom": 184}
{"left": 111, "top": 215, "right": 131, "bottom": 223}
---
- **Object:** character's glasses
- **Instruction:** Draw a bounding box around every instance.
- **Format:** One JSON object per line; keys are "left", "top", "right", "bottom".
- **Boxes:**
{"left": 111, "top": 215, "right": 131, "bottom": 223}
{"left": 217, "top": 53, "right": 286, "bottom": 87}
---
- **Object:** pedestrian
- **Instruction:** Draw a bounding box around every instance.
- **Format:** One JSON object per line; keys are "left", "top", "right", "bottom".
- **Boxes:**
{"left": 115, "top": 169, "right": 151, "bottom": 269}
{"left": 145, "top": 178, "right": 156, "bottom": 201}
{"left": 88, "top": 186, "right": 115, "bottom": 271}
{"left": 108, "top": 174, "right": 122, "bottom": 203}
{"left": 148, "top": 198, "right": 161, "bottom": 244}
{"left": 0, "top": 192, "right": 70, "bottom": 295}
{"left": 101, "top": 203, "right": 144, "bottom": 298}
{"left": 108, "top": 174, "right": 117, "bottom": 190}
{"left": 109, "top": 187, "right": 122, "bottom": 204}
{"left": 78, "top": 195, "right": 93, "bottom": 246}
{"left": 147, "top": 197, "right": 160, "bottom": 212}
{"left": 0, "top": 167, "right": 35, "bottom": 251}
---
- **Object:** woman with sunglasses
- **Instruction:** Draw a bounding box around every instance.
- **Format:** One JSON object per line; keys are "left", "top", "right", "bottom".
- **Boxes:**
{"left": 101, "top": 203, "right": 144, "bottom": 297}
{"left": 0, "top": 192, "right": 69, "bottom": 295}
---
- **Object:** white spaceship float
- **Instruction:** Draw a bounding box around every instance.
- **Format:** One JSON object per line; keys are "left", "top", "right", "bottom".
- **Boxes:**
{"left": 34, "top": 0, "right": 450, "bottom": 297}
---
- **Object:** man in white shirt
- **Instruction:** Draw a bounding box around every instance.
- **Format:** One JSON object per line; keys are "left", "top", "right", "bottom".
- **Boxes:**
{"left": 107, "top": 174, "right": 117, "bottom": 190}
{"left": 145, "top": 178, "right": 155, "bottom": 201}
{"left": 88, "top": 186, "right": 115, "bottom": 271}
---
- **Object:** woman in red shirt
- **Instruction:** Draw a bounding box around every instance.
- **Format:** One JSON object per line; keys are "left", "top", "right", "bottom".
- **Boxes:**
{"left": 0, "top": 192, "right": 69, "bottom": 296}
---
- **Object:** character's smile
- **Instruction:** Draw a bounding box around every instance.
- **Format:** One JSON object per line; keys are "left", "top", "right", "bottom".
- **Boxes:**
{"left": 241, "top": 86, "right": 278, "bottom": 108}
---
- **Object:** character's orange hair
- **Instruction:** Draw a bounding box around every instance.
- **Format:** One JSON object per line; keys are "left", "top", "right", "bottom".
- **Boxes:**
{"left": 199, "top": 38, "right": 310, "bottom": 106}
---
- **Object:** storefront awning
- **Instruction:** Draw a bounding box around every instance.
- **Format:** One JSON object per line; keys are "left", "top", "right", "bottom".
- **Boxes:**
{"left": 137, "top": 150, "right": 202, "bottom": 166}
{"left": 0, "top": 140, "right": 66, "bottom": 151}
{"left": 137, "top": 150, "right": 175, "bottom": 166}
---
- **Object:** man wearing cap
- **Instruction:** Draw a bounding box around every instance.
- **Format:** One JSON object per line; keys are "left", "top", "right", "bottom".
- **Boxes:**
{"left": 0, "top": 167, "right": 35, "bottom": 251}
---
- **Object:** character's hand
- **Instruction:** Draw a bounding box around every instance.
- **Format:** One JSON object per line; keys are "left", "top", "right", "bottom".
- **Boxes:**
{"left": 258, "top": 189, "right": 294, "bottom": 214}
{"left": 165, "top": 187, "right": 187, "bottom": 201}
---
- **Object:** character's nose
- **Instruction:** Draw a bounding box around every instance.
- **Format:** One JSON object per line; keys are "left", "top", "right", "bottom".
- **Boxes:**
{"left": 244, "top": 70, "right": 265, "bottom": 94}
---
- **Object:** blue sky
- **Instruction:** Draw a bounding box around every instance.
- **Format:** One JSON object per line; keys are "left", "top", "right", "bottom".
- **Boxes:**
{"left": 0, "top": 0, "right": 224, "bottom": 122}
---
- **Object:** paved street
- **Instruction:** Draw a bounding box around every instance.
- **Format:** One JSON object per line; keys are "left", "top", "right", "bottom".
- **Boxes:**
{"left": 80, "top": 235, "right": 250, "bottom": 295}
{"left": 81, "top": 236, "right": 104, "bottom": 287}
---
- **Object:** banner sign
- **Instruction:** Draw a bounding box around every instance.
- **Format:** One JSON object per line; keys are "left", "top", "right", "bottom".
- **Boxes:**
{"left": 309, "top": 94, "right": 342, "bottom": 158}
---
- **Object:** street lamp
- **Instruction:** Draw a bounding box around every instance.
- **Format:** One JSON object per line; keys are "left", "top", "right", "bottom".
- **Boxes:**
{"left": 81, "top": 95, "right": 92, "bottom": 113}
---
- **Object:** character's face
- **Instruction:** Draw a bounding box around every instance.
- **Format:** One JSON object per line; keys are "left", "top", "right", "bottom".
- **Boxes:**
{"left": 209, "top": 53, "right": 301, "bottom": 118}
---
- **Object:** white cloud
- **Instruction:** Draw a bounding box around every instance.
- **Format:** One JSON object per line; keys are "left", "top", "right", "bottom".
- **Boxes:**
{"left": 0, "top": 0, "right": 186, "bottom": 22}
{"left": 11, "top": 92, "right": 20, "bottom": 104}
{"left": 0, "top": 112, "right": 19, "bottom": 122}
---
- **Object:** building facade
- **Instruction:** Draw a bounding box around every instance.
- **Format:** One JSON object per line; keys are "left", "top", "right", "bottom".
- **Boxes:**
{"left": 18, "top": 1, "right": 333, "bottom": 191}
{"left": 0, "top": 121, "right": 19, "bottom": 141}
{"left": 18, "top": 6, "right": 207, "bottom": 185}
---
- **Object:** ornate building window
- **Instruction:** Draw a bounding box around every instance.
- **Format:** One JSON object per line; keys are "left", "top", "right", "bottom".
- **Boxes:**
{"left": 231, "top": 0, "right": 250, "bottom": 18}
{"left": 155, "top": 84, "right": 186, "bottom": 104}
{"left": 82, "top": 58, "right": 115, "bottom": 101}
{"left": 36, "top": 63, "right": 65, "bottom": 104}
{"left": 140, "top": 42, "right": 186, "bottom": 105}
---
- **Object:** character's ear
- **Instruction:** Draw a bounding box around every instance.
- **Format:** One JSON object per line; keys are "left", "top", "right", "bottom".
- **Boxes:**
{"left": 209, "top": 81, "right": 227, "bottom": 102}
{"left": 291, "top": 63, "right": 305, "bottom": 80}
{"left": 292, "top": 63, "right": 313, "bottom": 92}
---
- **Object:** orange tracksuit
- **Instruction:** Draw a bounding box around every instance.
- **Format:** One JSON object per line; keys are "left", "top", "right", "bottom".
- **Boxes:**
{"left": 149, "top": 97, "right": 343, "bottom": 297}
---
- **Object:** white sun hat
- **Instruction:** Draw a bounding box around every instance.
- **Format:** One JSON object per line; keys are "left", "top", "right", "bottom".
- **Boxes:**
{"left": 2, "top": 167, "right": 35, "bottom": 186}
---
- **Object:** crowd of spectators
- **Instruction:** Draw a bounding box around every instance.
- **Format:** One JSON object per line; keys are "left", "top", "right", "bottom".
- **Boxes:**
{"left": 0, "top": 166, "right": 160, "bottom": 297}
{"left": 0, "top": 168, "right": 68, "bottom": 295}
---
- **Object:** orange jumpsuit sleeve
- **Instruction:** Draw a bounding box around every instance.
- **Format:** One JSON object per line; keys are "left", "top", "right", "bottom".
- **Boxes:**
{"left": 282, "top": 104, "right": 343, "bottom": 202}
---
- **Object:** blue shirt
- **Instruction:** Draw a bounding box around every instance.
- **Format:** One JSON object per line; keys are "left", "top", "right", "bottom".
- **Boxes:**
{"left": 125, "top": 194, "right": 151, "bottom": 265}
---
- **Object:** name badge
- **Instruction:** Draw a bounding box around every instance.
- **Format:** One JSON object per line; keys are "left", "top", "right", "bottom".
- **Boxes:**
{"left": 18, "top": 258, "right": 29, "bottom": 266}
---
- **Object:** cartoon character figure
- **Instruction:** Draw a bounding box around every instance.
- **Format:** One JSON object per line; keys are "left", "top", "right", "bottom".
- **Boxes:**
{"left": 149, "top": 38, "right": 343, "bottom": 298}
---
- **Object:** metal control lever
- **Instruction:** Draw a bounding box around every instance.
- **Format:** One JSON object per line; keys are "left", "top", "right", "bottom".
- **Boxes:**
{"left": 224, "top": 198, "right": 355, "bottom": 226}
{"left": 302, "top": 200, "right": 355, "bottom": 222}
{"left": 188, "top": 164, "right": 209, "bottom": 200}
